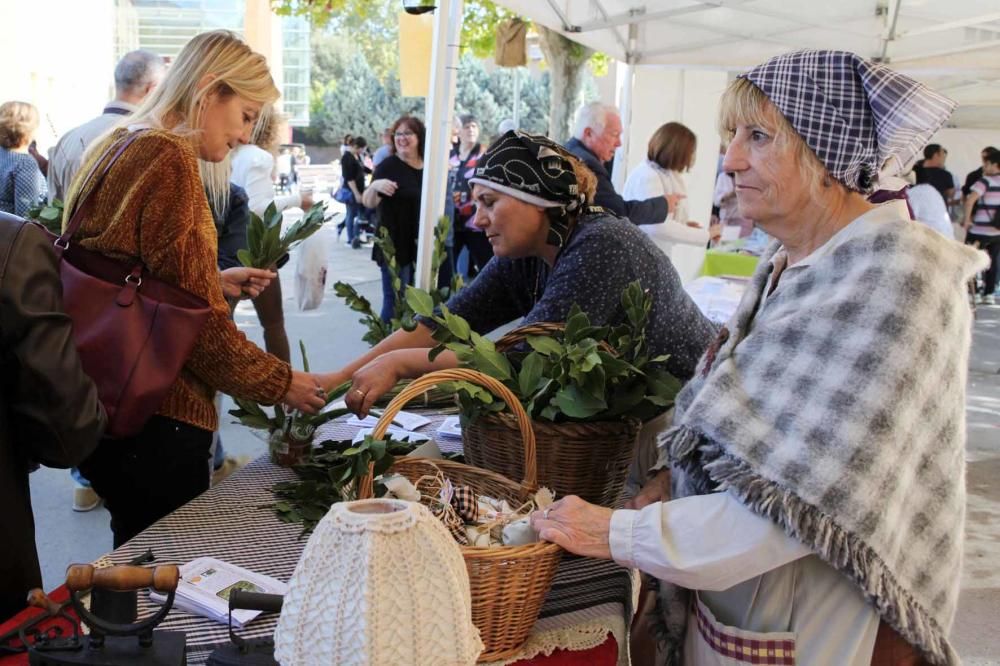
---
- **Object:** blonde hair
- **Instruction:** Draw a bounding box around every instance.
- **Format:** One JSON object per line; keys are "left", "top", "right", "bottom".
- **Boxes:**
{"left": 253, "top": 112, "right": 286, "bottom": 153}
{"left": 717, "top": 77, "right": 837, "bottom": 199}
{"left": 0, "top": 101, "right": 39, "bottom": 150}
{"left": 71, "top": 30, "right": 280, "bottom": 219}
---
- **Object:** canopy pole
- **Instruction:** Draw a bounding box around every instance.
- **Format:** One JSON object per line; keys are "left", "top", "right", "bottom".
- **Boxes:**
{"left": 415, "top": 0, "right": 464, "bottom": 291}
{"left": 611, "top": 23, "right": 638, "bottom": 192}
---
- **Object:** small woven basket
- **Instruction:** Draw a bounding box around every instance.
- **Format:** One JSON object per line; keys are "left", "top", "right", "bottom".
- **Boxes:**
{"left": 358, "top": 369, "right": 563, "bottom": 662}
{"left": 462, "top": 323, "right": 642, "bottom": 507}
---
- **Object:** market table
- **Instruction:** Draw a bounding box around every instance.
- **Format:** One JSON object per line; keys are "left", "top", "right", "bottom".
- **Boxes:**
{"left": 698, "top": 248, "right": 760, "bottom": 278}
{"left": 2, "top": 417, "right": 637, "bottom": 666}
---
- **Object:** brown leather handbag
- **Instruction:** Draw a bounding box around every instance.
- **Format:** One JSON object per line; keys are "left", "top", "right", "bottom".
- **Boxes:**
{"left": 41, "top": 130, "right": 211, "bottom": 438}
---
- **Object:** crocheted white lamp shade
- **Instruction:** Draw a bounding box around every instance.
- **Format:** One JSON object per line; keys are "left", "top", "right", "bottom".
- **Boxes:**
{"left": 274, "top": 498, "right": 483, "bottom": 666}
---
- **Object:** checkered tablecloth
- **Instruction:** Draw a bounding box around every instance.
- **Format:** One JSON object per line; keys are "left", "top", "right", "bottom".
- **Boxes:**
{"left": 104, "top": 416, "right": 637, "bottom": 665}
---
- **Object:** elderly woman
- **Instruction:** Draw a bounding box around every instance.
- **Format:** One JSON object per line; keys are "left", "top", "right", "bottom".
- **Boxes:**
{"left": 530, "top": 50, "right": 981, "bottom": 665}
{"left": 321, "top": 131, "right": 715, "bottom": 415}
{"left": 0, "top": 101, "right": 47, "bottom": 216}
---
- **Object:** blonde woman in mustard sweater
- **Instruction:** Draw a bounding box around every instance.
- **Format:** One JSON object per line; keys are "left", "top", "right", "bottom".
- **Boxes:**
{"left": 65, "top": 30, "right": 327, "bottom": 547}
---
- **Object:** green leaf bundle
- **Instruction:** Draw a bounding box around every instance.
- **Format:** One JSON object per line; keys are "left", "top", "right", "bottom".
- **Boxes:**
{"left": 411, "top": 280, "right": 681, "bottom": 424}
{"left": 238, "top": 200, "right": 329, "bottom": 269}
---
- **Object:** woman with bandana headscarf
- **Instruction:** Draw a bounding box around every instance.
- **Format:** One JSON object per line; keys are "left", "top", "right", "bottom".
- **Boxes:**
{"left": 527, "top": 51, "right": 984, "bottom": 665}
{"left": 320, "top": 131, "right": 715, "bottom": 420}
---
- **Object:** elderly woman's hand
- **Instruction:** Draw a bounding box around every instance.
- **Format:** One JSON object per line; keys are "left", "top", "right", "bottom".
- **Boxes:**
{"left": 625, "top": 469, "right": 670, "bottom": 510}
{"left": 220, "top": 267, "right": 276, "bottom": 299}
{"left": 529, "top": 496, "right": 614, "bottom": 560}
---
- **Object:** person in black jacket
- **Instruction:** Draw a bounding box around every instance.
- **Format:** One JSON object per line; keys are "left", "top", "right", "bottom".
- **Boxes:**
{"left": 0, "top": 213, "right": 105, "bottom": 619}
{"left": 564, "top": 102, "right": 681, "bottom": 227}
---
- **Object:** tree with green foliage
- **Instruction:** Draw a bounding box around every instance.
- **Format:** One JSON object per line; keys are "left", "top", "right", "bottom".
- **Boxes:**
{"left": 275, "top": 0, "right": 603, "bottom": 143}
{"left": 454, "top": 55, "right": 549, "bottom": 137}
{"left": 305, "top": 40, "right": 423, "bottom": 146}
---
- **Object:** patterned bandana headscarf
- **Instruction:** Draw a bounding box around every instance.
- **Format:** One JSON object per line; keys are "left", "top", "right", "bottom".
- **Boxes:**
{"left": 469, "top": 131, "right": 588, "bottom": 247}
{"left": 743, "top": 50, "right": 956, "bottom": 194}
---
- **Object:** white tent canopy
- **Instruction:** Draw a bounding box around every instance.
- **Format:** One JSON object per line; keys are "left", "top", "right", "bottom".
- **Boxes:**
{"left": 492, "top": 0, "right": 1000, "bottom": 129}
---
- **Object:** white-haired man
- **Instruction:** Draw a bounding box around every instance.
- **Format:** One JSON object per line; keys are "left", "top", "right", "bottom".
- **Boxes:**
{"left": 565, "top": 102, "right": 679, "bottom": 227}
{"left": 47, "top": 49, "right": 166, "bottom": 203}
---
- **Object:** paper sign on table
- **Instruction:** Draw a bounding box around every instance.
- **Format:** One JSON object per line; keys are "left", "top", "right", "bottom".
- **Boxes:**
{"left": 352, "top": 426, "right": 430, "bottom": 444}
{"left": 436, "top": 416, "right": 463, "bottom": 439}
{"left": 347, "top": 410, "right": 431, "bottom": 431}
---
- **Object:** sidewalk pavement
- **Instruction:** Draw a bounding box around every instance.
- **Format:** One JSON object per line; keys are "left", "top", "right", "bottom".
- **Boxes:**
{"left": 25, "top": 224, "right": 1000, "bottom": 662}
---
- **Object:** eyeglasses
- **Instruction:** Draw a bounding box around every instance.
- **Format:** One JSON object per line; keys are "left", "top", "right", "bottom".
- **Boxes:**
{"left": 394, "top": 131, "right": 416, "bottom": 138}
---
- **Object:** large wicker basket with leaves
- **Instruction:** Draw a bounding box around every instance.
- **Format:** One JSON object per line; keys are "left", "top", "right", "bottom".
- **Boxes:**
{"left": 358, "top": 369, "right": 563, "bottom": 662}
{"left": 461, "top": 322, "right": 642, "bottom": 507}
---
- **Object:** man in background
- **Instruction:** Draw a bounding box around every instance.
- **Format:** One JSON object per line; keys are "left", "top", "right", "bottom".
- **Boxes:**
{"left": 372, "top": 127, "right": 393, "bottom": 168}
{"left": 564, "top": 102, "right": 679, "bottom": 227}
{"left": 47, "top": 50, "right": 166, "bottom": 203}
{"left": 913, "top": 143, "right": 956, "bottom": 205}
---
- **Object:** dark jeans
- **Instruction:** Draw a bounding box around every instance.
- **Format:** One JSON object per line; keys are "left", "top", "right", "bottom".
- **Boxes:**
{"left": 79, "top": 416, "right": 212, "bottom": 548}
{"left": 437, "top": 245, "right": 455, "bottom": 291}
{"left": 453, "top": 228, "right": 494, "bottom": 279}
{"left": 344, "top": 201, "right": 363, "bottom": 244}
{"left": 379, "top": 262, "right": 414, "bottom": 323}
{"left": 967, "top": 232, "right": 1000, "bottom": 294}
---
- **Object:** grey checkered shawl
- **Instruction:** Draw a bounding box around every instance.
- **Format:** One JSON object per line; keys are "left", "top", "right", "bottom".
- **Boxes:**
{"left": 656, "top": 218, "right": 987, "bottom": 664}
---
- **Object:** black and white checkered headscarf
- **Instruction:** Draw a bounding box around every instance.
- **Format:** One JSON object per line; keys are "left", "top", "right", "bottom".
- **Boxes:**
{"left": 744, "top": 50, "right": 956, "bottom": 194}
{"left": 469, "top": 130, "right": 585, "bottom": 212}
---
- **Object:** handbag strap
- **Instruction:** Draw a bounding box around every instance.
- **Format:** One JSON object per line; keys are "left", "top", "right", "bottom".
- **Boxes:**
{"left": 57, "top": 130, "right": 148, "bottom": 249}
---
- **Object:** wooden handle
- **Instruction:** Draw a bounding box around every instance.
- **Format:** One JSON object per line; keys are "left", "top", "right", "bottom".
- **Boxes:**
{"left": 65, "top": 564, "right": 180, "bottom": 593}
{"left": 358, "top": 368, "right": 537, "bottom": 499}
{"left": 26, "top": 588, "right": 62, "bottom": 615}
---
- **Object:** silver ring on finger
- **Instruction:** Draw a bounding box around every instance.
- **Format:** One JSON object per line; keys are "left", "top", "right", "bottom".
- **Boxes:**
{"left": 543, "top": 508, "right": 550, "bottom": 520}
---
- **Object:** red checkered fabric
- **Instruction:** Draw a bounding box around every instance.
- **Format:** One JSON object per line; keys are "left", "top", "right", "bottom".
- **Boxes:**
{"left": 695, "top": 599, "right": 796, "bottom": 665}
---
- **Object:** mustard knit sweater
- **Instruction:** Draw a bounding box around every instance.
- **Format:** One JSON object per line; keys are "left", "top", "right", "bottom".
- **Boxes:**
{"left": 69, "top": 128, "right": 291, "bottom": 432}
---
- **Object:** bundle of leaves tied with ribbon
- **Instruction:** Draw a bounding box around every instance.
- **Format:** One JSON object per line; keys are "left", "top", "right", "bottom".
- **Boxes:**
{"left": 405, "top": 280, "right": 681, "bottom": 506}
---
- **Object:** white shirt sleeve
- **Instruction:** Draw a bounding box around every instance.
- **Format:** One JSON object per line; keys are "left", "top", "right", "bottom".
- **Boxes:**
{"left": 609, "top": 492, "right": 811, "bottom": 591}
{"left": 242, "top": 151, "right": 300, "bottom": 216}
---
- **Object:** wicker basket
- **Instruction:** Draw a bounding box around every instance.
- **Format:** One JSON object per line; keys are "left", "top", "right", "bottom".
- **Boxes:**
{"left": 358, "top": 369, "right": 563, "bottom": 662}
{"left": 462, "top": 323, "right": 642, "bottom": 507}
